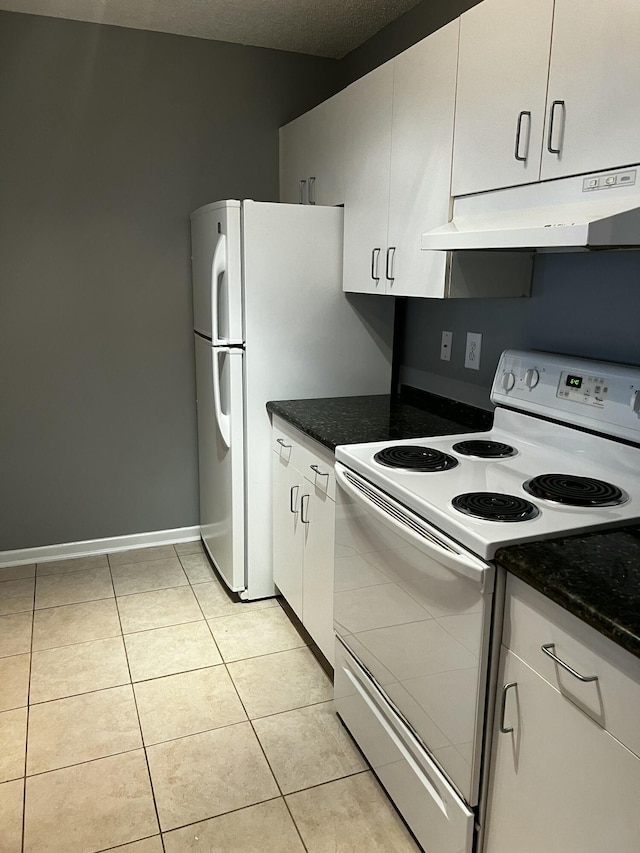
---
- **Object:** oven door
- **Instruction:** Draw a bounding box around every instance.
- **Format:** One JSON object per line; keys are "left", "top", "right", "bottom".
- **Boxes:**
{"left": 334, "top": 462, "right": 494, "bottom": 806}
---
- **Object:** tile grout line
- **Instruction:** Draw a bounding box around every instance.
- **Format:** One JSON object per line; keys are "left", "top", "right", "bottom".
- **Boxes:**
{"left": 21, "top": 573, "right": 37, "bottom": 853}
{"left": 111, "top": 552, "right": 168, "bottom": 853}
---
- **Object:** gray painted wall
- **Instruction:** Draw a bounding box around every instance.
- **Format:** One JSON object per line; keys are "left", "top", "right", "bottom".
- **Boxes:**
{"left": 399, "top": 251, "right": 640, "bottom": 410}
{"left": 0, "top": 11, "right": 339, "bottom": 550}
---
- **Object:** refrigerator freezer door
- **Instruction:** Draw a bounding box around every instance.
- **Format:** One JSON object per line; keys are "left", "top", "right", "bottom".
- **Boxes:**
{"left": 191, "top": 200, "right": 243, "bottom": 344}
{"left": 194, "top": 334, "right": 245, "bottom": 592}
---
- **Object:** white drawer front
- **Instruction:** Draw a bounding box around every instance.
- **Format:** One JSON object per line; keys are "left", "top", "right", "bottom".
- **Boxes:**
{"left": 503, "top": 575, "right": 640, "bottom": 757}
{"left": 335, "top": 641, "right": 474, "bottom": 853}
{"left": 271, "top": 415, "right": 335, "bottom": 498}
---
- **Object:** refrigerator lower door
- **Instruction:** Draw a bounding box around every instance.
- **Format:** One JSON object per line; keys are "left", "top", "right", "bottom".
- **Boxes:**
{"left": 194, "top": 334, "right": 245, "bottom": 592}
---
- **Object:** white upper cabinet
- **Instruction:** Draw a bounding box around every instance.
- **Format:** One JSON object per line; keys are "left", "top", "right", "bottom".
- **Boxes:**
{"left": 540, "top": 0, "right": 640, "bottom": 181}
{"left": 387, "top": 21, "right": 459, "bottom": 298}
{"left": 343, "top": 21, "right": 461, "bottom": 297}
{"left": 451, "top": 0, "right": 554, "bottom": 197}
{"left": 453, "top": 0, "right": 640, "bottom": 197}
{"left": 342, "top": 61, "right": 394, "bottom": 295}
{"left": 279, "top": 90, "right": 346, "bottom": 206}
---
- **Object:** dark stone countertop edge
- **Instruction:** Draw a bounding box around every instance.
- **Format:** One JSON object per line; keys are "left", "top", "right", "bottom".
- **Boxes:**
{"left": 497, "top": 527, "right": 640, "bottom": 661}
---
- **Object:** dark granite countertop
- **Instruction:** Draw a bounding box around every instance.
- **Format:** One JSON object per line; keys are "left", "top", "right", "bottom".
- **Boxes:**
{"left": 497, "top": 526, "right": 640, "bottom": 660}
{"left": 266, "top": 387, "right": 493, "bottom": 451}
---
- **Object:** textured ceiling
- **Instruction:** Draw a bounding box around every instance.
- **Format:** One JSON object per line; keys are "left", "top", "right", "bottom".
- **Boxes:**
{"left": 0, "top": 0, "right": 425, "bottom": 58}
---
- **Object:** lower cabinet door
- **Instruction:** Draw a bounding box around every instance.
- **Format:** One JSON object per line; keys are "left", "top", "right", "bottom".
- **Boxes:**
{"left": 301, "top": 481, "right": 335, "bottom": 666}
{"left": 272, "top": 451, "right": 304, "bottom": 619}
{"left": 485, "top": 647, "right": 640, "bottom": 853}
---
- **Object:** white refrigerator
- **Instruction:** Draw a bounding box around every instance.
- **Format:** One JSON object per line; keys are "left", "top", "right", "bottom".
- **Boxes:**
{"left": 191, "top": 200, "right": 394, "bottom": 599}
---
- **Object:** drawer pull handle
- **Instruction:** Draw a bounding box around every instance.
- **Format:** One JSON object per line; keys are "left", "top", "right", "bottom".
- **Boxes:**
{"left": 277, "top": 438, "right": 291, "bottom": 449}
{"left": 310, "top": 464, "right": 329, "bottom": 477}
{"left": 500, "top": 681, "right": 517, "bottom": 734}
{"left": 300, "top": 494, "right": 310, "bottom": 524}
{"left": 541, "top": 643, "right": 598, "bottom": 683}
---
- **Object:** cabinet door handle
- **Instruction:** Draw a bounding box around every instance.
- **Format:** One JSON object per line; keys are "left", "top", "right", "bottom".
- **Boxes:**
{"left": 500, "top": 681, "right": 517, "bottom": 734}
{"left": 514, "top": 110, "right": 531, "bottom": 162}
{"left": 308, "top": 176, "right": 316, "bottom": 205}
{"left": 310, "top": 464, "right": 329, "bottom": 477}
{"left": 385, "top": 247, "right": 396, "bottom": 283}
{"left": 277, "top": 438, "right": 291, "bottom": 449}
{"left": 299, "top": 179, "right": 307, "bottom": 204}
{"left": 289, "top": 485, "right": 299, "bottom": 514}
{"left": 546, "top": 99, "right": 565, "bottom": 155}
{"left": 300, "top": 493, "right": 310, "bottom": 524}
{"left": 541, "top": 643, "right": 598, "bottom": 682}
{"left": 370, "top": 248, "right": 381, "bottom": 283}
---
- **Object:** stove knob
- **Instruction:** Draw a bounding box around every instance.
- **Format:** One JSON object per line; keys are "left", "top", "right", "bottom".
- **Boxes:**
{"left": 501, "top": 370, "right": 516, "bottom": 392}
{"left": 524, "top": 368, "right": 540, "bottom": 389}
{"left": 631, "top": 389, "right": 640, "bottom": 417}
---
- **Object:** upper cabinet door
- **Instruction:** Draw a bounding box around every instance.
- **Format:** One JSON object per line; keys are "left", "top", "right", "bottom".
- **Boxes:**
{"left": 387, "top": 20, "right": 459, "bottom": 298}
{"left": 540, "top": 0, "right": 640, "bottom": 181}
{"left": 451, "top": 0, "right": 554, "bottom": 197}
{"left": 342, "top": 62, "right": 394, "bottom": 294}
{"left": 279, "top": 90, "right": 346, "bottom": 206}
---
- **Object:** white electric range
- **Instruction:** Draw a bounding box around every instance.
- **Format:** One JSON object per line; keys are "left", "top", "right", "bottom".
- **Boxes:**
{"left": 333, "top": 349, "right": 640, "bottom": 853}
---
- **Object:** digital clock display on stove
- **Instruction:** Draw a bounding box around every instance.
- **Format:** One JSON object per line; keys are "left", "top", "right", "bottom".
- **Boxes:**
{"left": 566, "top": 374, "right": 583, "bottom": 389}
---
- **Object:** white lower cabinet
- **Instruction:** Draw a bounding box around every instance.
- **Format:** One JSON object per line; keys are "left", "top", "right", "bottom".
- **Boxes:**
{"left": 484, "top": 579, "right": 640, "bottom": 853}
{"left": 271, "top": 416, "right": 335, "bottom": 665}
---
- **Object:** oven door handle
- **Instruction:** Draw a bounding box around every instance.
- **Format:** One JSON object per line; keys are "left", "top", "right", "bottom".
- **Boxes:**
{"left": 335, "top": 464, "right": 491, "bottom": 587}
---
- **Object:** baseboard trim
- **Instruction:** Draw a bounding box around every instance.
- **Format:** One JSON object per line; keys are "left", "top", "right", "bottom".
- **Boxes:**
{"left": 0, "top": 526, "right": 202, "bottom": 568}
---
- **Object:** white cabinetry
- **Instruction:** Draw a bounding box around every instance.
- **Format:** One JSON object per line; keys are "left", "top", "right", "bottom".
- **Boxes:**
{"left": 279, "top": 91, "right": 346, "bottom": 207}
{"left": 453, "top": 0, "right": 640, "bottom": 197}
{"left": 342, "top": 21, "right": 460, "bottom": 297}
{"left": 484, "top": 576, "right": 640, "bottom": 853}
{"left": 271, "top": 415, "right": 335, "bottom": 665}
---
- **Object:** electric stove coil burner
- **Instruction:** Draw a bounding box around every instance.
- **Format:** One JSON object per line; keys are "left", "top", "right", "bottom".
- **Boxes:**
{"left": 452, "top": 440, "right": 517, "bottom": 458}
{"left": 452, "top": 492, "right": 540, "bottom": 522}
{"left": 523, "top": 474, "right": 626, "bottom": 507}
{"left": 374, "top": 445, "right": 459, "bottom": 472}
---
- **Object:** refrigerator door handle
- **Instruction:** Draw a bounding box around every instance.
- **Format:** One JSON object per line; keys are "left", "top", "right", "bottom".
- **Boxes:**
{"left": 212, "top": 346, "right": 231, "bottom": 449}
{"left": 211, "top": 233, "right": 227, "bottom": 346}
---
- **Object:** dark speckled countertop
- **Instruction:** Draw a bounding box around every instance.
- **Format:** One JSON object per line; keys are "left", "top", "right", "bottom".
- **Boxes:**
{"left": 266, "top": 387, "right": 493, "bottom": 451}
{"left": 497, "top": 527, "right": 640, "bottom": 659}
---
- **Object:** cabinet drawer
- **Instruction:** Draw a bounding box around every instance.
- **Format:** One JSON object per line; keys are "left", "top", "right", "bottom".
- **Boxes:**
{"left": 503, "top": 574, "right": 640, "bottom": 756}
{"left": 271, "top": 415, "right": 335, "bottom": 498}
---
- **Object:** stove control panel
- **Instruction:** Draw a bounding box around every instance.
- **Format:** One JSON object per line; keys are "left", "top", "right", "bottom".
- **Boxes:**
{"left": 491, "top": 350, "right": 640, "bottom": 443}
{"left": 556, "top": 370, "right": 608, "bottom": 408}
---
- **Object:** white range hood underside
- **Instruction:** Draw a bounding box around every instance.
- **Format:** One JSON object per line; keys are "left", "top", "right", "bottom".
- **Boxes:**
{"left": 422, "top": 165, "right": 640, "bottom": 251}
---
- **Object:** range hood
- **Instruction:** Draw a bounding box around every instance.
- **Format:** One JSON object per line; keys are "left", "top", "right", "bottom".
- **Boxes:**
{"left": 422, "top": 166, "right": 640, "bottom": 252}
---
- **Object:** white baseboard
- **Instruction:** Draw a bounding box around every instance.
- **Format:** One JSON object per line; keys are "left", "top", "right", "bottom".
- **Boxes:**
{"left": 0, "top": 526, "right": 202, "bottom": 568}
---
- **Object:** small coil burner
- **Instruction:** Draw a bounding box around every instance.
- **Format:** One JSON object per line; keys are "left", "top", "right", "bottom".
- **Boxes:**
{"left": 524, "top": 474, "right": 626, "bottom": 507}
{"left": 452, "top": 492, "right": 540, "bottom": 522}
{"left": 374, "top": 445, "right": 458, "bottom": 472}
{"left": 452, "top": 440, "right": 517, "bottom": 459}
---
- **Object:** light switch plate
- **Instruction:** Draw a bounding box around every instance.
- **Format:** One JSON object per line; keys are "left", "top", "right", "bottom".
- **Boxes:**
{"left": 465, "top": 332, "right": 482, "bottom": 370}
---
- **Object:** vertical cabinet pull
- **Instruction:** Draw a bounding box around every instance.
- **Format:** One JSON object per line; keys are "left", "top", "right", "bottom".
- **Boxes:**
{"left": 289, "top": 485, "right": 299, "bottom": 514}
{"left": 300, "top": 494, "right": 310, "bottom": 524}
{"left": 500, "top": 682, "right": 517, "bottom": 734}
{"left": 308, "top": 177, "right": 316, "bottom": 205}
{"left": 385, "top": 247, "right": 396, "bottom": 283}
{"left": 299, "top": 179, "right": 307, "bottom": 204}
{"left": 547, "top": 99, "right": 565, "bottom": 155}
{"left": 514, "top": 110, "right": 531, "bottom": 162}
{"left": 541, "top": 643, "right": 598, "bottom": 682}
{"left": 370, "top": 248, "right": 381, "bottom": 284}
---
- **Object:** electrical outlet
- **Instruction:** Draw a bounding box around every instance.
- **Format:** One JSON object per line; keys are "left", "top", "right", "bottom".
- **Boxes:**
{"left": 440, "top": 330, "right": 452, "bottom": 361}
{"left": 465, "top": 332, "right": 482, "bottom": 370}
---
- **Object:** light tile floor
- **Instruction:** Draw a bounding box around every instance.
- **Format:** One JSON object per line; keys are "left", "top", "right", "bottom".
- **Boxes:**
{"left": 0, "top": 542, "right": 420, "bottom": 852}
